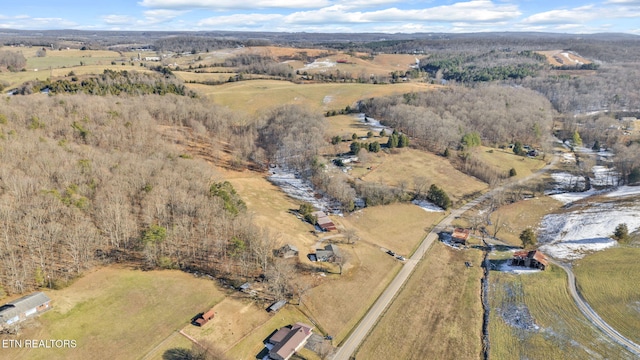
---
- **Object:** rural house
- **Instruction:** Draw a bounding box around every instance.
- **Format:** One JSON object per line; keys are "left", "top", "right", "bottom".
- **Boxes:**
{"left": 268, "top": 322, "right": 314, "bottom": 360}
{"left": 313, "top": 244, "right": 340, "bottom": 262}
{"left": 276, "top": 244, "right": 299, "bottom": 258}
{"left": 511, "top": 250, "right": 549, "bottom": 270}
{"left": 0, "top": 292, "right": 51, "bottom": 329}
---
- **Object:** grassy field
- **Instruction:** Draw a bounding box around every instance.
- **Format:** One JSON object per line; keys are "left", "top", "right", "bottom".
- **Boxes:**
{"left": 357, "top": 148, "right": 488, "bottom": 203}
{"left": 485, "top": 196, "right": 563, "bottom": 246}
{"left": 489, "top": 265, "right": 634, "bottom": 359}
{"left": 174, "top": 71, "right": 237, "bottom": 83}
{"left": 341, "top": 203, "right": 443, "bottom": 256}
{"left": 357, "top": 242, "right": 484, "bottom": 360}
{"left": 474, "top": 146, "right": 547, "bottom": 180}
{"left": 302, "top": 241, "right": 401, "bottom": 343}
{"left": 187, "top": 80, "right": 437, "bottom": 115}
{"left": 573, "top": 247, "right": 640, "bottom": 345}
{"left": 0, "top": 267, "right": 225, "bottom": 360}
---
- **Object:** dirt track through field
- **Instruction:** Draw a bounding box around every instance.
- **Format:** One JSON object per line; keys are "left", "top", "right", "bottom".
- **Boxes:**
{"left": 550, "top": 259, "right": 640, "bottom": 357}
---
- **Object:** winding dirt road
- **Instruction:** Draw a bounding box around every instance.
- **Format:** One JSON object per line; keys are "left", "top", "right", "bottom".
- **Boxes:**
{"left": 549, "top": 259, "right": 640, "bottom": 357}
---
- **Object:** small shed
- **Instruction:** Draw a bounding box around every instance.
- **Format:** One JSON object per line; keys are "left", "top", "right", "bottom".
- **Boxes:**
{"left": 0, "top": 292, "right": 51, "bottom": 328}
{"left": 267, "top": 300, "right": 287, "bottom": 313}
{"left": 276, "top": 244, "right": 299, "bottom": 258}
{"left": 192, "top": 309, "right": 215, "bottom": 326}
{"left": 451, "top": 228, "right": 470, "bottom": 245}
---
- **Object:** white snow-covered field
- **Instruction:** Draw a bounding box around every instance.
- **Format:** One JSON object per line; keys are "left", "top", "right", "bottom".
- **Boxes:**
{"left": 300, "top": 60, "right": 336, "bottom": 71}
{"left": 538, "top": 196, "right": 640, "bottom": 260}
{"left": 412, "top": 199, "right": 444, "bottom": 212}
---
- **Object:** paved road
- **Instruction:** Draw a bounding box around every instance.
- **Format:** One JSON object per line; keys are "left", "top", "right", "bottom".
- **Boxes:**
{"left": 333, "top": 155, "right": 559, "bottom": 360}
{"left": 549, "top": 259, "right": 640, "bottom": 357}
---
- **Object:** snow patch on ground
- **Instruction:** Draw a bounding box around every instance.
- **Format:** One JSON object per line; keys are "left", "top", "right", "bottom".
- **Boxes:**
{"left": 497, "top": 262, "right": 542, "bottom": 274}
{"left": 268, "top": 166, "right": 341, "bottom": 214}
{"left": 412, "top": 199, "right": 444, "bottom": 212}
{"left": 300, "top": 60, "right": 336, "bottom": 71}
{"left": 591, "top": 165, "right": 618, "bottom": 187}
{"left": 323, "top": 95, "right": 333, "bottom": 104}
{"left": 354, "top": 113, "right": 390, "bottom": 134}
{"left": 605, "top": 185, "right": 640, "bottom": 198}
{"left": 549, "top": 189, "right": 599, "bottom": 204}
{"left": 538, "top": 200, "right": 640, "bottom": 260}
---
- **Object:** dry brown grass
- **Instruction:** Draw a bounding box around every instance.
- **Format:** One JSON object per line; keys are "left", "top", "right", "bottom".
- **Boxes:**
{"left": 358, "top": 148, "right": 488, "bottom": 202}
{"left": 487, "top": 196, "right": 563, "bottom": 246}
{"left": 357, "top": 242, "right": 484, "bottom": 360}
{"left": 187, "top": 80, "right": 437, "bottom": 115}
{"left": 574, "top": 247, "right": 640, "bottom": 345}
{"left": 0, "top": 267, "right": 225, "bottom": 360}
{"left": 474, "top": 146, "right": 547, "bottom": 180}
{"left": 489, "top": 265, "right": 633, "bottom": 359}
{"left": 536, "top": 50, "right": 592, "bottom": 67}
{"left": 302, "top": 242, "right": 401, "bottom": 343}
{"left": 341, "top": 203, "right": 443, "bottom": 256}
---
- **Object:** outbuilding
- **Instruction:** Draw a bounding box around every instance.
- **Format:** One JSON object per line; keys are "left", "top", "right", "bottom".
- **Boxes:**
{"left": 0, "top": 292, "right": 51, "bottom": 329}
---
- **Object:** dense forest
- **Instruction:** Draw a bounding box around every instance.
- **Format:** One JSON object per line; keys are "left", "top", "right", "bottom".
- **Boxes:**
{"left": 0, "top": 95, "right": 300, "bottom": 298}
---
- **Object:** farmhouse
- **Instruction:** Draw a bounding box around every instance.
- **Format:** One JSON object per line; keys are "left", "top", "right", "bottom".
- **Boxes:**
{"left": 0, "top": 292, "right": 51, "bottom": 329}
{"left": 314, "top": 244, "right": 340, "bottom": 262}
{"left": 451, "top": 228, "right": 470, "bottom": 246}
{"left": 511, "top": 250, "right": 549, "bottom": 270}
{"left": 311, "top": 211, "right": 337, "bottom": 232}
{"left": 268, "top": 322, "right": 314, "bottom": 360}
{"left": 191, "top": 308, "right": 215, "bottom": 326}
{"left": 276, "top": 244, "right": 299, "bottom": 258}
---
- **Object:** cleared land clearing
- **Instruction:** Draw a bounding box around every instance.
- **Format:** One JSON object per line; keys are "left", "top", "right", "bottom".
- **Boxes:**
{"left": 224, "top": 173, "right": 318, "bottom": 260}
{"left": 536, "top": 50, "right": 592, "bottom": 67}
{"left": 573, "top": 247, "right": 640, "bottom": 345}
{"left": 302, "top": 241, "right": 401, "bottom": 343}
{"left": 187, "top": 80, "right": 437, "bottom": 115}
{"left": 489, "top": 266, "right": 632, "bottom": 359}
{"left": 473, "top": 147, "right": 547, "bottom": 180}
{"left": 359, "top": 148, "right": 488, "bottom": 203}
{"left": 341, "top": 203, "right": 442, "bottom": 256}
{"left": 0, "top": 267, "right": 225, "bottom": 360}
{"left": 357, "top": 242, "right": 484, "bottom": 360}
{"left": 182, "top": 297, "right": 271, "bottom": 354}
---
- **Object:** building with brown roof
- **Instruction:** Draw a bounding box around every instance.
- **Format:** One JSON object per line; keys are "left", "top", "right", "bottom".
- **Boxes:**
{"left": 311, "top": 211, "right": 337, "bottom": 232}
{"left": 451, "top": 228, "right": 470, "bottom": 245}
{"left": 268, "top": 322, "right": 313, "bottom": 360}
{"left": 511, "top": 250, "right": 548, "bottom": 270}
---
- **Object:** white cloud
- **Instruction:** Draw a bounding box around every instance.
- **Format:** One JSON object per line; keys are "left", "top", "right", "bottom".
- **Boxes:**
{"left": 138, "top": 0, "right": 328, "bottom": 9}
{"left": 102, "top": 15, "right": 138, "bottom": 25}
{"left": 143, "top": 9, "right": 188, "bottom": 24}
{"left": 522, "top": 5, "right": 598, "bottom": 25}
{"left": 282, "top": 1, "right": 521, "bottom": 25}
{"left": 197, "top": 13, "right": 284, "bottom": 27}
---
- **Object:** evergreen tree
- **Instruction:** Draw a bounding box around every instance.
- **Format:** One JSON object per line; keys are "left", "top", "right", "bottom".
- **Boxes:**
{"left": 398, "top": 134, "right": 409, "bottom": 148}
{"left": 519, "top": 228, "right": 536, "bottom": 248}
{"left": 572, "top": 131, "right": 583, "bottom": 147}
{"left": 426, "top": 184, "right": 451, "bottom": 210}
{"left": 350, "top": 141, "right": 361, "bottom": 155}
{"left": 613, "top": 223, "right": 629, "bottom": 243}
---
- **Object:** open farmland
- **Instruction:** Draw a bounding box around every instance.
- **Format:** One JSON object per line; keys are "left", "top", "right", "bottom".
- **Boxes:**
{"left": 0, "top": 267, "right": 225, "bottom": 360}
{"left": 473, "top": 147, "right": 547, "bottom": 180}
{"left": 187, "top": 80, "right": 437, "bottom": 115}
{"left": 357, "top": 148, "right": 488, "bottom": 203}
{"left": 573, "top": 248, "right": 640, "bottom": 345}
{"left": 356, "top": 242, "right": 484, "bottom": 360}
{"left": 489, "top": 266, "right": 633, "bottom": 359}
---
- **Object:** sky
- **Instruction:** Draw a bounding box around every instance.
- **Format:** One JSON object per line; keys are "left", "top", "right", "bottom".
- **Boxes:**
{"left": 1, "top": 1, "right": 639, "bottom": 34}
